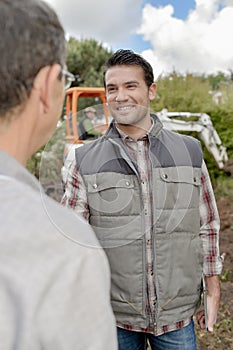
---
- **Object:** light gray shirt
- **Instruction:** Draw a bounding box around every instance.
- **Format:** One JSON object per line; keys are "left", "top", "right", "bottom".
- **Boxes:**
{"left": 0, "top": 150, "right": 117, "bottom": 350}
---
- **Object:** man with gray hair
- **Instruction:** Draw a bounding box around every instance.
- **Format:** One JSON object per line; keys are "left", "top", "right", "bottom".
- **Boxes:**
{"left": 0, "top": 1, "right": 117, "bottom": 349}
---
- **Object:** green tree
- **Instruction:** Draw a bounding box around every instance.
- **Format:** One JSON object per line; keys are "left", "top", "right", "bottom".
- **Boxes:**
{"left": 151, "top": 71, "right": 233, "bottom": 184}
{"left": 208, "top": 71, "right": 228, "bottom": 90}
{"left": 66, "top": 37, "right": 113, "bottom": 87}
{"left": 152, "top": 71, "right": 213, "bottom": 112}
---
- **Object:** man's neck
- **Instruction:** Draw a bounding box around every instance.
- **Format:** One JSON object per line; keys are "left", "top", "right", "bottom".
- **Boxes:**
{"left": 0, "top": 140, "right": 28, "bottom": 166}
{"left": 0, "top": 116, "right": 30, "bottom": 166}
{"left": 115, "top": 117, "right": 152, "bottom": 140}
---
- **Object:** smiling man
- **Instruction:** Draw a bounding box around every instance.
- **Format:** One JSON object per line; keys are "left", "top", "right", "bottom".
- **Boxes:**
{"left": 105, "top": 64, "right": 156, "bottom": 135}
{"left": 62, "top": 49, "right": 222, "bottom": 350}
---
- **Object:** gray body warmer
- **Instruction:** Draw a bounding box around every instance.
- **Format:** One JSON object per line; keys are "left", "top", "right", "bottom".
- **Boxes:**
{"left": 75, "top": 114, "right": 203, "bottom": 329}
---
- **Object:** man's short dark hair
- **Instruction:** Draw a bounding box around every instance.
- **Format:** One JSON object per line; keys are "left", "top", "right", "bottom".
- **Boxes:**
{"left": 103, "top": 49, "right": 154, "bottom": 88}
{"left": 0, "top": 0, "right": 66, "bottom": 118}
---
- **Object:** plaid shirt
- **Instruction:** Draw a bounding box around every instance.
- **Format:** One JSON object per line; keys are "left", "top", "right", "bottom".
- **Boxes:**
{"left": 62, "top": 128, "right": 222, "bottom": 336}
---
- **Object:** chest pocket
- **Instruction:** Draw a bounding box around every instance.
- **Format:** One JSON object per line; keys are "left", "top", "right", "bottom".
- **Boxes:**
{"left": 85, "top": 173, "right": 141, "bottom": 216}
{"left": 154, "top": 166, "right": 202, "bottom": 234}
{"left": 155, "top": 166, "right": 201, "bottom": 210}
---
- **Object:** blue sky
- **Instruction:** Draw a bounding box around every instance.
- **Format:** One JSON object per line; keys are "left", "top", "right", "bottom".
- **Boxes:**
{"left": 45, "top": 0, "right": 233, "bottom": 77}
{"left": 142, "top": 0, "right": 195, "bottom": 19}
{"left": 112, "top": 0, "right": 196, "bottom": 52}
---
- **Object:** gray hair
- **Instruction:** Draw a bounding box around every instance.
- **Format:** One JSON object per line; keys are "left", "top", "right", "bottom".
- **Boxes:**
{"left": 0, "top": 0, "right": 66, "bottom": 118}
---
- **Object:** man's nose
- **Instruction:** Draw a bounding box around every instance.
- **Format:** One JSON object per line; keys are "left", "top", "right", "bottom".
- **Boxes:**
{"left": 115, "top": 88, "right": 128, "bottom": 102}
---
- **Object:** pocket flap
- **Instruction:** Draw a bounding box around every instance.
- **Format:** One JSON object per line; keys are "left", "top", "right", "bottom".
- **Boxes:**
{"left": 87, "top": 174, "right": 135, "bottom": 193}
{"left": 159, "top": 167, "right": 201, "bottom": 186}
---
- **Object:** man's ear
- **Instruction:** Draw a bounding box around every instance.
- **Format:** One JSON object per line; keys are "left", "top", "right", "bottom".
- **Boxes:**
{"left": 149, "top": 82, "right": 157, "bottom": 101}
{"left": 32, "top": 64, "right": 61, "bottom": 113}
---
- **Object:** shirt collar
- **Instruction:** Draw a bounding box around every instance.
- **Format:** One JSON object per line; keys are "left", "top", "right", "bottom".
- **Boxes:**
{"left": 0, "top": 150, "right": 41, "bottom": 193}
{"left": 115, "top": 118, "right": 155, "bottom": 142}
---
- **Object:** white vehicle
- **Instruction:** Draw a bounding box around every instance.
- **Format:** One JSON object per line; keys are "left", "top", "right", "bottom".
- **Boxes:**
{"left": 157, "top": 109, "right": 228, "bottom": 170}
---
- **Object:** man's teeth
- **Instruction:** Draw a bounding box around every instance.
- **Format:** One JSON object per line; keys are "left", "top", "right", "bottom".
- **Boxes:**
{"left": 118, "top": 106, "right": 134, "bottom": 111}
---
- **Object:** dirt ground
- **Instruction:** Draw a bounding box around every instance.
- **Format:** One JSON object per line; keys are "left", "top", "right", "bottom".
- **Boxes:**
{"left": 195, "top": 197, "right": 233, "bottom": 349}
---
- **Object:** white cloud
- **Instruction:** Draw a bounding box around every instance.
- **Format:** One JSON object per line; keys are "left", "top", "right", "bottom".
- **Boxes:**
{"left": 45, "top": 0, "right": 143, "bottom": 46}
{"left": 138, "top": 0, "right": 233, "bottom": 79}
{"left": 44, "top": 0, "right": 233, "bottom": 78}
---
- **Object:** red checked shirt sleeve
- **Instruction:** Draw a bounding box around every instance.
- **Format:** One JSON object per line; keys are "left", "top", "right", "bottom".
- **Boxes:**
{"left": 200, "top": 160, "right": 223, "bottom": 276}
{"left": 61, "top": 160, "right": 90, "bottom": 221}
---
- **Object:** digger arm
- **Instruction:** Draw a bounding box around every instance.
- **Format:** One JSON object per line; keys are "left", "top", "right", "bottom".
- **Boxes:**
{"left": 156, "top": 109, "right": 228, "bottom": 169}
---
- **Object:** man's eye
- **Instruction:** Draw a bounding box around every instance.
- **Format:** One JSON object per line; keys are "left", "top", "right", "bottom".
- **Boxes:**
{"left": 108, "top": 88, "right": 116, "bottom": 94}
{"left": 127, "top": 84, "right": 137, "bottom": 89}
{"left": 107, "top": 87, "right": 117, "bottom": 93}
